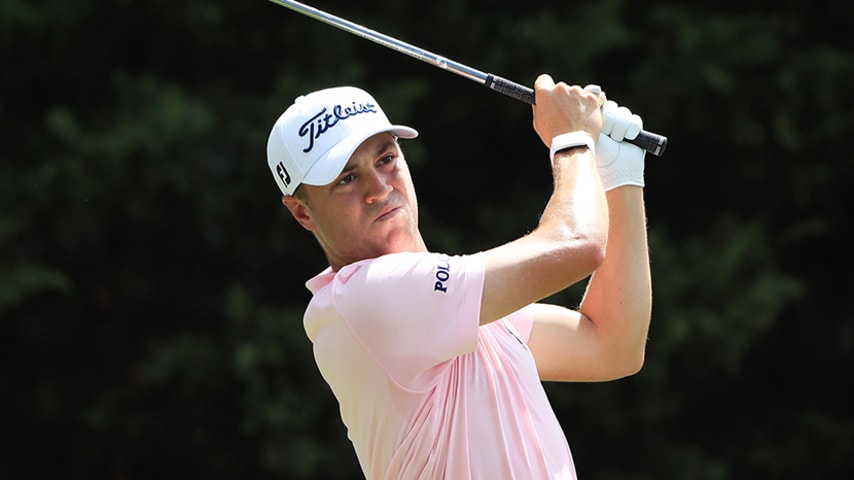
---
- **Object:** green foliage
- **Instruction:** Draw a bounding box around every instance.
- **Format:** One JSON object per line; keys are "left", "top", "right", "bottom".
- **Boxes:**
{"left": 2, "top": 0, "right": 852, "bottom": 478}
{"left": 649, "top": 216, "right": 804, "bottom": 375}
{"left": 227, "top": 285, "right": 360, "bottom": 478}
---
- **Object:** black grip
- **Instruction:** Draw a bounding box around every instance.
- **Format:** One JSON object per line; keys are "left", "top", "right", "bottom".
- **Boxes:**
{"left": 486, "top": 74, "right": 536, "bottom": 105}
{"left": 630, "top": 130, "right": 668, "bottom": 157}
{"left": 484, "top": 74, "right": 668, "bottom": 157}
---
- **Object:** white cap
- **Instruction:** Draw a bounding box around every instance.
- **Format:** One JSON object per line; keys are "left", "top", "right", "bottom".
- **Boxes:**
{"left": 266, "top": 86, "right": 418, "bottom": 196}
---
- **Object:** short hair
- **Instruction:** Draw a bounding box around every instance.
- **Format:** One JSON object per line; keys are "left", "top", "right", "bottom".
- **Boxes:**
{"left": 291, "top": 184, "right": 310, "bottom": 206}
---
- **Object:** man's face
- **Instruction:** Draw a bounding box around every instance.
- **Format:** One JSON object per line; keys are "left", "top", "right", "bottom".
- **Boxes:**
{"left": 284, "top": 132, "right": 425, "bottom": 270}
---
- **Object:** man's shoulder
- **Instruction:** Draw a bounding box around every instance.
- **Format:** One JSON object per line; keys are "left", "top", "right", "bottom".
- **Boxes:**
{"left": 311, "top": 250, "right": 483, "bottom": 302}
{"left": 335, "top": 251, "right": 447, "bottom": 288}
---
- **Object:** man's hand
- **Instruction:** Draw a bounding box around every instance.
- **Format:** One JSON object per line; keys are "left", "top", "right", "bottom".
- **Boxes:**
{"left": 597, "top": 100, "right": 646, "bottom": 191}
{"left": 532, "top": 74, "right": 605, "bottom": 149}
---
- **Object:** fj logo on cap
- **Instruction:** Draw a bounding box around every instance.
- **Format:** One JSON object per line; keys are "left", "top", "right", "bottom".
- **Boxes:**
{"left": 298, "top": 101, "right": 378, "bottom": 154}
{"left": 276, "top": 162, "right": 291, "bottom": 187}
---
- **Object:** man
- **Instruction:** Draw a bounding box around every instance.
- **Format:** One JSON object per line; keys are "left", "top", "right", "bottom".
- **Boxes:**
{"left": 266, "top": 74, "right": 652, "bottom": 479}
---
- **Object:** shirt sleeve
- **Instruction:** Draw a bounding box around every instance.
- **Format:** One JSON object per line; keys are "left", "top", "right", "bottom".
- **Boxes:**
{"left": 331, "top": 251, "right": 484, "bottom": 390}
{"left": 504, "top": 304, "right": 537, "bottom": 343}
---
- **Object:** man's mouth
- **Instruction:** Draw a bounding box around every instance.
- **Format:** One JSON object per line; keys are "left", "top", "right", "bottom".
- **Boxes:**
{"left": 374, "top": 205, "right": 401, "bottom": 223}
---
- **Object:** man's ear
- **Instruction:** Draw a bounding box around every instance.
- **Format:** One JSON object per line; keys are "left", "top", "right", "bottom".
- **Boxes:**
{"left": 282, "top": 195, "right": 316, "bottom": 232}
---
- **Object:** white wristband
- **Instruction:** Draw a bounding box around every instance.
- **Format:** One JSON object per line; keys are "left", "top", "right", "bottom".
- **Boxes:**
{"left": 550, "top": 132, "right": 595, "bottom": 165}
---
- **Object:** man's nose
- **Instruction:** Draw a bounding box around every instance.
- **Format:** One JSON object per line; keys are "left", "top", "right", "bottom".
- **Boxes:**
{"left": 364, "top": 171, "right": 393, "bottom": 204}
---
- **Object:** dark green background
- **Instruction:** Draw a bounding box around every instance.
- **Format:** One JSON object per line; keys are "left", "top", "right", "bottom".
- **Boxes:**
{"left": 3, "top": 0, "right": 852, "bottom": 478}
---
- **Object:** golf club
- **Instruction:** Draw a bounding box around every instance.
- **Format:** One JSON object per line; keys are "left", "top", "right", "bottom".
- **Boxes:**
{"left": 268, "top": 0, "right": 668, "bottom": 156}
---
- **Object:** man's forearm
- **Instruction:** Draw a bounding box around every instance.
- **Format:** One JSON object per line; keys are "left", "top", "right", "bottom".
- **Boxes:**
{"left": 578, "top": 185, "right": 652, "bottom": 373}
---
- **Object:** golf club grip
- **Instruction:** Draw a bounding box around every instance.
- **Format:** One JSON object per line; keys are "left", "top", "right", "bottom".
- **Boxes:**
{"left": 485, "top": 74, "right": 668, "bottom": 157}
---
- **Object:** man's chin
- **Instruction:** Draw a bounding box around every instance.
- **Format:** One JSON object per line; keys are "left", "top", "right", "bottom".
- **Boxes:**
{"left": 376, "top": 230, "right": 421, "bottom": 254}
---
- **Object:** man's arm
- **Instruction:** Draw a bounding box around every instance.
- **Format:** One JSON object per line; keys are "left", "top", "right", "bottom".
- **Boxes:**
{"left": 477, "top": 74, "right": 609, "bottom": 326}
{"left": 527, "top": 185, "right": 652, "bottom": 381}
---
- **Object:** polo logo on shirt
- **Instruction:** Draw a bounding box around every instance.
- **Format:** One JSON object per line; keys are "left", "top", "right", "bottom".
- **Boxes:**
{"left": 433, "top": 255, "right": 451, "bottom": 293}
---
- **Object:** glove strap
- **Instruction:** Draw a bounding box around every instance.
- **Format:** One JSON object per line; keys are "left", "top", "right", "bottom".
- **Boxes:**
{"left": 550, "top": 132, "right": 595, "bottom": 166}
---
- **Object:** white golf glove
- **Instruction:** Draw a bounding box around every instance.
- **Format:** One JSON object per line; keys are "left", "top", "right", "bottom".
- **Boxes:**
{"left": 597, "top": 100, "right": 646, "bottom": 191}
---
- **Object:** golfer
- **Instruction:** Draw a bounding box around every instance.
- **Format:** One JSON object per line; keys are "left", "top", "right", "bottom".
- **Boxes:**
{"left": 266, "top": 74, "right": 652, "bottom": 479}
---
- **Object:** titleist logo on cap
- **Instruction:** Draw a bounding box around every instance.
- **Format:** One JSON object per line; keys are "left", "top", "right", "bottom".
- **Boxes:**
{"left": 298, "top": 101, "right": 379, "bottom": 153}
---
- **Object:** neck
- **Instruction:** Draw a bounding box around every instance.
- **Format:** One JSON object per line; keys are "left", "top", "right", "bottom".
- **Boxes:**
{"left": 327, "top": 235, "right": 429, "bottom": 272}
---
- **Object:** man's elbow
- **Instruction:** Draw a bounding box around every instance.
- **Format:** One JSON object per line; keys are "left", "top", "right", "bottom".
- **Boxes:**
{"left": 569, "top": 233, "right": 607, "bottom": 274}
{"left": 623, "top": 349, "right": 646, "bottom": 377}
{"left": 597, "top": 338, "right": 647, "bottom": 380}
{"left": 537, "top": 220, "right": 607, "bottom": 276}
{"left": 613, "top": 343, "right": 647, "bottom": 379}
{"left": 588, "top": 237, "right": 607, "bottom": 269}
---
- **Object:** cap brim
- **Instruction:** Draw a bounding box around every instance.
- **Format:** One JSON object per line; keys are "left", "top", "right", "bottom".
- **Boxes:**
{"left": 301, "top": 125, "right": 418, "bottom": 187}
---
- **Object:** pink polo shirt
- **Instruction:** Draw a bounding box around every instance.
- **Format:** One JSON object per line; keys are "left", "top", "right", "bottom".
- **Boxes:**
{"left": 304, "top": 251, "right": 577, "bottom": 479}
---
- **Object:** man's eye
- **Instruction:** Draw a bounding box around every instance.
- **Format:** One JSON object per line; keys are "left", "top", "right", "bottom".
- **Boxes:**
{"left": 338, "top": 174, "right": 354, "bottom": 185}
{"left": 379, "top": 154, "right": 394, "bottom": 165}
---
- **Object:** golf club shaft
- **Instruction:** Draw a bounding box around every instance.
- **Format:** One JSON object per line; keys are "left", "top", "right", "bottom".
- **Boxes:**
{"left": 268, "top": 0, "right": 667, "bottom": 156}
